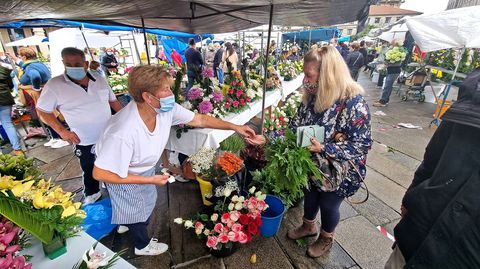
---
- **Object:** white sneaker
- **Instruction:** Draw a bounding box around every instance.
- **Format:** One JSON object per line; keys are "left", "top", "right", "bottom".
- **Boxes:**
{"left": 44, "top": 138, "right": 56, "bottom": 147}
{"left": 83, "top": 192, "right": 101, "bottom": 205}
{"left": 134, "top": 238, "right": 168, "bottom": 256}
{"left": 50, "top": 139, "right": 70, "bottom": 149}
{"left": 117, "top": 225, "right": 129, "bottom": 234}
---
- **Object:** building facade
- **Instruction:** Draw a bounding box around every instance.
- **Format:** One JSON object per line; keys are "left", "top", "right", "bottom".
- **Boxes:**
{"left": 447, "top": 0, "right": 480, "bottom": 9}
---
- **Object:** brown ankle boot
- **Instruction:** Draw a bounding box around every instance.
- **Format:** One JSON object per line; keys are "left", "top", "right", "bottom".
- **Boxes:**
{"left": 306, "top": 230, "right": 334, "bottom": 258}
{"left": 287, "top": 217, "right": 318, "bottom": 240}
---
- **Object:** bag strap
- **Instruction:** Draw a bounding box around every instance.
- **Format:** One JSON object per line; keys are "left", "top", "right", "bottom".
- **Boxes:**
{"left": 352, "top": 53, "right": 362, "bottom": 67}
{"left": 333, "top": 100, "right": 370, "bottom": 204}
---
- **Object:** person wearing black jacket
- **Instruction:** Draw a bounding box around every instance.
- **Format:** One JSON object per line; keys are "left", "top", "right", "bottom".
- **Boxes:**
{"left": 101, "top": 48, "right": 118, "bottom": 76}
{"left": 346, "top": 42, "right": 364, "bottom": 81}
{"left": 185, "top": 38, "right": 204, "bottom": 93}
{"left": 385, "top": 68, "right": 480, "bottom": 269}
{"left": 0, "top": 56, "right": 23, "bottom": 155}
{"left": 213, "top": 43, "right": 224, "bottom": 81}
{"left": 359, "top": 41, "right": 368, "bottom": 70}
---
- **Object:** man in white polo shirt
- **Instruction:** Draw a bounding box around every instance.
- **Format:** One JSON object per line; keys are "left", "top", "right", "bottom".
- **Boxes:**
{"left": 37, "top": 47, "right": 123, "bottom": 205}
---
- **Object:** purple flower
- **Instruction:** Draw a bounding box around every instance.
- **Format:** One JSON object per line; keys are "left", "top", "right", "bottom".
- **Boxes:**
{"left": 168, "top": 67, "right": 176, "bottom": 77}
{"left": 212, "top": 91, "right": 224, "bottom": 103}
{"left": 202, "top": 68, "right": 215, "bottom": 78}
{"left": 187, "top": 87, "right": 203, "bottom": 101}
{"left": 198, "top": 100, "right": 214, "bottom": 114}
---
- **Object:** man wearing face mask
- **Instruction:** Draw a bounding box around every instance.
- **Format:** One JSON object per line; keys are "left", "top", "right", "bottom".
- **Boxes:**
{"left": 37, "top": 47, "right": 123, "bottom": 205}
{"left": 92, "top": 65, "right": 256, "bottom": 256}
{"left": 101, "top": 48, "right": 118, "bottom": 76}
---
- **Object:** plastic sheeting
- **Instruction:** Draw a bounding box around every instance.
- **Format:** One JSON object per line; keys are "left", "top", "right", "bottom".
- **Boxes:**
{"left": 282, "top": 28, "right": 339, "bottom": 43}
{"left": 405, "top": 6, "right": 480, "bottom": 52}
{"left": 0, "top": 19, "right": 213, "bottom": 42}
{"left": 5, "top": 35, "right": 48, "bottom": 46}
{"left": 160, "top": 38, "right": 189, "bottom": 64}
{"left": 0, "top": 0, "right": 373, "bottom": 34}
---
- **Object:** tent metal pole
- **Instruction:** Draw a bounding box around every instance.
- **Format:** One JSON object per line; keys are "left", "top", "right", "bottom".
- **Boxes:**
{"left": 308, "top": 28, "right": 312, "bottom": 48}
{"left": 141, "top": 17, "right": 151, "bottom": 65}
{"left": 242, "top": 32, "right": 245, "bottom": 60}
{"left": 79, "top": 26, "right": 95, "bottom": 61}
{"left": 260, "top": 4, "right": 274, "bottom": 135}
{"left": 131, "top": 31, "right": 141, "bottom": 65}
{"left": 430, "top": 46, "right": 465, "bottom": 127}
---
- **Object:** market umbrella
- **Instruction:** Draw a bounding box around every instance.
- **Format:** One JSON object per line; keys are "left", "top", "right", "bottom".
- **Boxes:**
{"left": 404, "top": 5, "right": 480, "bottom": 125}
{"left": 5, "top": 35, "right": 49, "bottom": 46}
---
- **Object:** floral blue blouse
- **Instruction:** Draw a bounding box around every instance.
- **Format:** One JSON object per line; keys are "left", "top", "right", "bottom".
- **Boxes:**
{"left": 289, "top": 94, "right": 372, "bottom": 197}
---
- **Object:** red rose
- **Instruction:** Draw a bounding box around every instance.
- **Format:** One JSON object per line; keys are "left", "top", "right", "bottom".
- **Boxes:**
{"left": 255, "top": 216, "right": 262, "bottom": 227}
{"left": 239, "top": 214, "right": 250, "bottom": 225}
{"left": 228, "top": 89, "right": 234, "bottom": 95}
{"left": 233, "top": 101, "right": 239, "bottom": 108}
{"left": 232, "top": 81, "right": 237, "bottom": 86}
{"left": 239, "top": 82, "right": 243, "bottom": 87}
{"left": 248, "top": 223, "right": 259, "bottom": 235}
{"left": 246, "top": 97, "right": 251, "bottom": 102}
{"left": 240, "top": 99, "right": 245, "bottom": 105}
{"left": 279, "top": 116, "right": 284, "bottom": 122}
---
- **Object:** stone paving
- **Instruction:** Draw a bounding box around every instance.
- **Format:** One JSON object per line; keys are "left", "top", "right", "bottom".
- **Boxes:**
{"left": 15, "top": 71, "right": 452, "bottom": 268}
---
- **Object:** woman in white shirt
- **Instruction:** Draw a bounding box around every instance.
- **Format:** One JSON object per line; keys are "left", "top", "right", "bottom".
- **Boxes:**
{"left": 93, "top": 65, "right": 255, "bottom": 256}
{"left": 221, "top": 42, "right": 238, "bottom": 73}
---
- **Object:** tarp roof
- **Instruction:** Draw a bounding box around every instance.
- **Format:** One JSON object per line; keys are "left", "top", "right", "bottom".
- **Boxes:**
{"left": 0, "top": 19, "right": 213, "bottom": 42}
{"left": 0, "top": 0, "right": 374, "bottom": 34}
{"left": 6, "top": 35, "right": 49, "bottom": 46}
{"left": 282, "top": 28, "right": 340, "bottom": 43}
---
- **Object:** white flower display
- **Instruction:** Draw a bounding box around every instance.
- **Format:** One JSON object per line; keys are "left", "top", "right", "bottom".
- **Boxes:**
{"left": 181, "top": 101, "right": 193, "bottom": 110}
{"left": 188, "top": 147, "right": 216, "bottom": 175}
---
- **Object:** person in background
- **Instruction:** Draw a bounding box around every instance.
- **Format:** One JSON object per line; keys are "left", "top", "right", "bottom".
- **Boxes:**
{"left": 359, "top": 41, "right": 368, "bottom": 71}
{"left": 330, "top": 38, "right": 341, "bottom": 52}
{"left": 339, "top": 42, "right": 350, "bottom": 60}
{"left": 251, "top": 48, "right": 259, "bottom": 60}
{"left": 346, "top": 42, "right": 364, "bottom": 81}
{"left": 213, "top": 43, "right": 224, "bottom": 82}
{"left": 0, "top": 54, "right": 23, "bottom": 156}
{"left": 384, "top": 68, "right": 480, "bottom": 269}
{"left": 92, "top": 65, "right": 255, "bottom": 256}
{"left": 185, "top": 38, "right": 204, "bottom": 93}
{"left": 221, "top": 42, "right": 238, "bottom": 73}
{"left": 246, "top": 46, "right": 371, "bottom": 258}
{"left": 101, "top": 48, "right": 119, "bottom": 76}
{"left": 287, "top": 46, "right": 300, "bottom": 61}
{"left": 89, "top": 61, "right": 104, "bottom": 77}
{"left": 7, "top": 47, "right": 68, "bottom": 149}
{"left": 156, "top": 46, "right": 167, "bottom": 62}
{"left": 204, "top": 43, "right": 216, "bottom": 69}
{"left": 170, "top": 49, "right": 182, "bottom": 67}
{"left": 373, "top": 40, "right": 404, "bottom": 107}
{"left": 37, "top": 47, "right": 123, "bottom": 205}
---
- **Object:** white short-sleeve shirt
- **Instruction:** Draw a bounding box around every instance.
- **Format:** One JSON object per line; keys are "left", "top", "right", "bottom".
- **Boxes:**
{"left": 94, "top": 102, "right": 195, "bottom": 178}
{"left": 36, "top": 72, "right": 117, "bottom": 146}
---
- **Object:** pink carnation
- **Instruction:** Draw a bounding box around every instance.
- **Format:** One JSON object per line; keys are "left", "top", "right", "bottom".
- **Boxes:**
{"left": 231, "top": 223, "right": 242, "bottom": 233}
{"left": 198, "top": 100, "right": 214, "bottom": 114}
{"left": 218, "top": 233, "right": 229, "bottom": 244}
{"left": 238, "top": 231, "right": 249, "bottom": 244}
{"left": 214, "top": 223, "right": 224, "bottom": 233}
{"left": 221, "top": 213, "right": 230, "bottom": 224}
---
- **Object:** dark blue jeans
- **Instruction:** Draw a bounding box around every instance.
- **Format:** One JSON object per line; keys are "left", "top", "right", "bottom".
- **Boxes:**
{"left": 380, "top": 73, "right": 400, "bottom": 104}
{"left": 74, "top": 144, "right": 100, "bottom": 196}
{"left": 126, "top": 217, "right": 151, "bottom": 249}
{"left": 303, "top": 187, "right": 344, "bottom": 233}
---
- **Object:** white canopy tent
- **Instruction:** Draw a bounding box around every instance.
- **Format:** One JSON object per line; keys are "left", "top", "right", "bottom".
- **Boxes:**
{"left": 377, "top": 24, "right": 408, "bottom": 43}
{"left": 5, "top": 35, "right": 48, "bottom": 46}
{"left": 404, "top": 6, "right": 480, "bottom": 125}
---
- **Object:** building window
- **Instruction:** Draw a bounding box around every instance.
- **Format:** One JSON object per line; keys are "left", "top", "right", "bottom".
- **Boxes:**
{"left": 374, "top": 17, "right": 381, "bottom": 24}
{"left": 8, "top": 29, "right": 25, "bottom": 41}
{"left": 385, "top": 17, "right": 392, "bottom": 24}
{"left": 347, "top": 29, "right": 353, "bottom": 35}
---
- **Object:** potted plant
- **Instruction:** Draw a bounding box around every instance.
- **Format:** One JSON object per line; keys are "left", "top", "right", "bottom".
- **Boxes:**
{"left": 252, "top": 129, "right": 322, "bottom": 208}
{"left": 0, "top": 176, "right": 85, "bottom": 259}
{"left": 174, "top": 188, "right": 268, "bottom": 257}
{"left": 188, "top": 148, "right": 217, "bottom": 206}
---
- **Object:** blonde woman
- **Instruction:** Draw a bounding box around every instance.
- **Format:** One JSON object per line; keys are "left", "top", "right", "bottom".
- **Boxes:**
{"left": 221, "top": 42, "right": 238, "bottom": 72}
{"left": 93, "top": 65, "right": 255, "bottom": 256}
{"left": 247, "top": 46, "right": 372, "bottom": 258}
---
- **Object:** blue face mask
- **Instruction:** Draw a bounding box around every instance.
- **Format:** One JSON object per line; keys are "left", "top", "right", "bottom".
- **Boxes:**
{"left": 149, "top": 94, "right": 175, "bottom": 113}
{"left": 66, "top": 67, "right": 87, "bottom": 81}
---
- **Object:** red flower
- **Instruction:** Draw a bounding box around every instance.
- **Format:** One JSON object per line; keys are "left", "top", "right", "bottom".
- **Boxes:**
{"left": 233, "top": 101, "right": 239, "bottom": 108}
{"left": 232, "top": 81, "right": 237, "bottom": 86}
{"left": 248, "top": 223, "right": 259, "bottom": 236}
{"left": 228, "top": 89, "right": 234, "bottom": 95}
{"left": 255, "top": 216, "right": 262, "bottom": 227}
{"left": 221, "top": 213, "right": 230, "bottom": 224}
{"left": 246, "top": 97, "right": 251, "bottom": 102}
{"left": 239, "top": 81, "right": 243, "bottom": 87}
{"left": 240, "top": 99, "right": 245, "bottom": 105}
{"left": 225, "top": 103, "right": 230, "bottom": 108}
{"left": 239, "top": 214, "right": 250, "bottom": 225}
{"left": 218, "top": 233, "right": 229, "bottom": 244}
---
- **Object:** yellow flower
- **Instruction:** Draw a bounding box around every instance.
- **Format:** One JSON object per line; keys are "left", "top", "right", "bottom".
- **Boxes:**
{"left": 35, "top": 179, "right": 52, "bottom": 191}
{"left": 11, "top": 180, "right": 34, "bottom": 197}
{"left": 0, "top": 175, "right": 21, "bottom": 190}
{"left": 33, "top": 191, "right": 55, "bottom": 209}
{"left": 61, "top": 205, "right": 76, "bottom": 218}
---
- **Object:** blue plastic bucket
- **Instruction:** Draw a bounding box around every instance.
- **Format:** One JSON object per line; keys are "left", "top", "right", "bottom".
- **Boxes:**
{"left": 260, "top": 195, "right": 286, "bottom": 237}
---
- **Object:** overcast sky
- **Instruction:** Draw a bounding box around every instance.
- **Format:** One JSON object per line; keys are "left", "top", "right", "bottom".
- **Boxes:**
{"left": 401, "top": 0, "right": 449, "bottom": 14}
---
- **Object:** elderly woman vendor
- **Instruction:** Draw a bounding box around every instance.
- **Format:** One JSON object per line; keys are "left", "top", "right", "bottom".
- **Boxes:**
{"left": 93, "top": 65, "right": 255, "bottom": 256}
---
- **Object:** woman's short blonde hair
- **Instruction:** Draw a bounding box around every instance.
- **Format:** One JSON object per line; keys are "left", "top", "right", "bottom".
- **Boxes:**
{"left": 128, "top": 65, "right": 174, "bottom": 102}
{"left": 303, "top": 45, "right": 364, "bottom": 113}
{"left": 18, "top": 47, "right": 37, "bottom": 60}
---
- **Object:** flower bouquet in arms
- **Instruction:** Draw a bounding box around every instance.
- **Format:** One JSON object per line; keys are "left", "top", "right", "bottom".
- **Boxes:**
{"left": 72, "top": 242, "right": 125, "bottom": 269}
{"left": 385, "top": 46, "right": 407, "bottom": 66}
{"left": 174, "top": 187, "right": 268, "bottom": 257}
{"left": 0, "top": 176, "right": 85, "bottom": 259}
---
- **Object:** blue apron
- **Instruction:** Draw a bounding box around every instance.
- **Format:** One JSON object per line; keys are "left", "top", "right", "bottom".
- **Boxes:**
{"left": 106, "top": 167, "right": 157, "bottom": 224}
